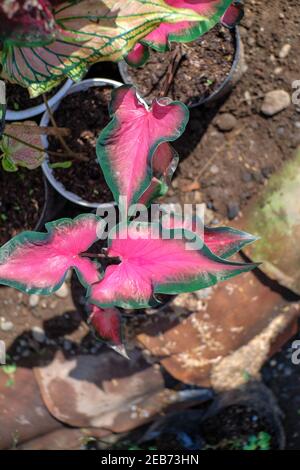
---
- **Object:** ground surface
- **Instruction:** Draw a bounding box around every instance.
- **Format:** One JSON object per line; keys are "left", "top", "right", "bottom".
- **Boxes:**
{"left": 0, "top": 0, "right": 300, "bottom": 450}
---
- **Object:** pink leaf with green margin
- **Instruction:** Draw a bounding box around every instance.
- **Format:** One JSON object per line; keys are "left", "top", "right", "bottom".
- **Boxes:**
{"left": 220, "top": 1, "right": 244, "bottom": 28}
{"left": 0, "top": 214, "right": 102, "bottom": 294}
{"left": 138, "top": 143, "right": 179, "bottom": 206}
{"left": 3, "top": 121, "right": 45, "bottom": 170}
{"left": 160, "top": 210, "right": 258, "bottom": 258}
{"left": 141, "top": 0, "right": 234, "bottom": 52}
{"left": 89, "top": 306, "right": 123, "bottom": 347}
{"left": 89, "top": 222, "right": 257, "bottom": 309}
{"left": 97, "top": 85, "right": 189, "bottom": 208}
{"left": 125, "top": 43, "right": 150, "bottom": 68}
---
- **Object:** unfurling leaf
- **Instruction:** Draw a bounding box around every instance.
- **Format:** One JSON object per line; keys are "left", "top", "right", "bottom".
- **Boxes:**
{"left": 89, "top": 223, "right": 257, "bottom": 309}
{"left": 97, "top": 86, "right": 189, "bottom": 208}
{"left": 89, "top": 306, "right": 123, "bottom": 346}
{"left": 0, "top": 215, "right": 102, "bottom": 294}
{"left": 221, "top": 1, "right": 244, "bottom": 28}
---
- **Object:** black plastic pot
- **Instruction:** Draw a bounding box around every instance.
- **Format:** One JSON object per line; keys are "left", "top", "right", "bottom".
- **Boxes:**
{"left": 118, "top": 27, "right": 244, "bottom": 108}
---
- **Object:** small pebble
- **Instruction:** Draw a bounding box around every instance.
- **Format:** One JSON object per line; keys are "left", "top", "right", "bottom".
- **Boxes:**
{"left": 0, "top": 320, "right": 14, "bottom": 332}
{"left": 32, "top": 326, "right": 46, "bottom": 343}
{"left": 227, "top": 202, "right": 240, "bottom": 220}
{"left": 278, "top": 43, "right": 291, "bottom": 59}
{"left": 210, "top": 164, "right": 219, "bottom": 175}
{"left": 261, "top": 89, "right": 291, "bottom": 116}
{"left": 55, "top": 282, "right": 69, "bottom": 299}
{"left": 29, "top": 294, "right": 40, "bottom": 308}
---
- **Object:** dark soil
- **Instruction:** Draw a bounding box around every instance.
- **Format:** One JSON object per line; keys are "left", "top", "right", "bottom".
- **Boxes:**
{"left": 48, "top": 86, "right": 113, "bottom": 204}
{"left": 0, "top": 168, "right": 45, "bottom": 246}
{"left": 202, "top": 404, "right": 277, "bottom": 450}
{"left": 6, "top": 82, "right": 65, "bottom": 111}
{"left": 126, "top": 24, "right": 234, "bottom": 106}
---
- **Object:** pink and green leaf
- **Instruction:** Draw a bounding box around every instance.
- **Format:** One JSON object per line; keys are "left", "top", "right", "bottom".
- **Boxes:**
{"left": 0, "top": 214, "right": 102, "bottom": 295}
{"left": 89, "top": 222, "right": 257, "bottom": 309}
{"left": 141, "top": 0, "right": 234, "bottom": 52}
{"left": 1, "top": 121, "right": 45, "bottom": 170}
{"left": 97, "top": 86, "right": 189, "bottom": 208}
{"left": 1, "top": 0, "right": 209, "bottom": 97}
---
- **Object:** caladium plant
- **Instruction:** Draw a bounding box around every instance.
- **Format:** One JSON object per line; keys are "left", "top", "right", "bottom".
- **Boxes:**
{"left": 0, "top": 0, "right": 221, "bottom": 97}
{"left": 125, "top": 0, "right": 244, "bottom": 66}
{"left": 0, "top": 85, "right": 257, "bottom": 353}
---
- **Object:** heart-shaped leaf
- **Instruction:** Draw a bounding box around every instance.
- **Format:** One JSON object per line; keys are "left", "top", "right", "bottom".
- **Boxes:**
{"left": 97, "top": 85, "right": 189, "bottom": 208}
{"left": 1, "top": 121, "right": 45, "bottom": 170}
{"left": 89, "top": 222, "right": 257, "bottom": 309}
{"left": 1, "top": 0, "right": 210, "bottom": 96}
{"left": 0, "top": 214, "right": 102, "bottom": 294}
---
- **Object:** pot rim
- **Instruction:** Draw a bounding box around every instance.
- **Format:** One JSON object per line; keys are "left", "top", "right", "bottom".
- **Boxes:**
{"left": 40, "top": 78, "right": 123, "bottom": 209}
{"left": 5, "top": 79, "right": 74, "bottom": 121}
{"left": 118, "top": 26, "right": 241, "bottom": 108}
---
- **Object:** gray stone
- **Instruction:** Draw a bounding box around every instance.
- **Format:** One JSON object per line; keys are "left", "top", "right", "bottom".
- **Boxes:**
{"left": 32, "top": 326, "right": 46, "bottom": 343}
{"left": 0, "top": 319, "right": 14, "bottom": 332}
{"left": 215, "top": 113, "right": 237, "bottom": 132}
{"left": 261, "top": 90, "right": 291, "bottom": 116}
{"left": 227, "top": 202, "right": 240, "bottom": 220}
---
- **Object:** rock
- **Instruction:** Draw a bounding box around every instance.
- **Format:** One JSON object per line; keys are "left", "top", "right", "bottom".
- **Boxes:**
{"left": 29, "top": 294, "right": 39, "bottom": 308}
{"left": 278, "top": 43, "right": 291, "bottom": 59}
{"left": 210, "top": 164, "right": 219, "bottom": 175}
{"left": 55, "top": 282, "right": 69, "bottom": 299}
{"left": 227, "top": 202, "right": 240, "bottom": 220}
{"left": 0, "top": 319, "right": 14, "bottom": 332}
{"left": 32, "top": 326, "right": 46, "bottom": 343}
{"left": 261, "top": 90, "right": 291, "bottom": 116}
{"left": 215, "top": 113, "right": 237, "bottom": 132}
